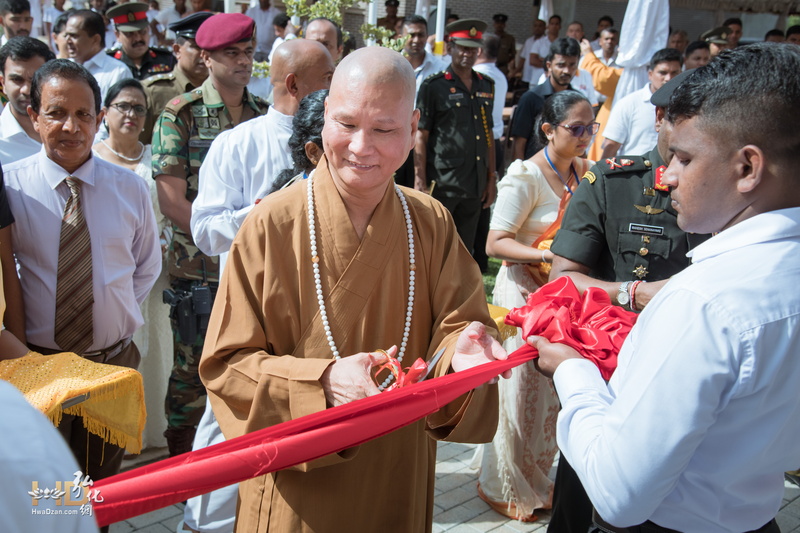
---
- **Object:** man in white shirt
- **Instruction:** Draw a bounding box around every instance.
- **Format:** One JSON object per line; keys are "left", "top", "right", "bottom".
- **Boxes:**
{"left": 192, "top": 38, "right": 334, "bottom": 271}
{"left": 589, "top": 15, "right": 613, "bottom": 52}
{"left": 245, "top": 0, "right": 279, "bottom": 62}
{"left": 64, "top": 9, "right": 131, "bottom": 100}
{"left": 0, "top": 0, "right": 33, "bottom": 46}
{"left": 514, "top": 19, "right": 545, "bottom": 90}
{"left": 0, "top": 36, "right": 53, "bottom": 165}
{"left": 601, "top": 48, "right": 682, "bottom": 159}
{"left": 402, "top": 14, "right": 445, "bottom": 95}
{"left": 533, "top": 42, "right": 799, "bottom": 533}
{"left": 156, "top": 0, "right": 187, "bottom": 44}
{"left": 4, "top": 59, "right": 160, "bottom": 484}
{"left": 593, "top": 27, "right": 618, "bottom": 67}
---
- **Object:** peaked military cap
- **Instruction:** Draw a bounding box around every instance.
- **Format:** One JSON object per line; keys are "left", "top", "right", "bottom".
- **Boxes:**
{"left": 446, "top": 18, "right": 486, "bottom": 48}
{"left": 701, "top": 26, "right": 730, "bottom": 45}
{"left": 169, "top": 11, "right": 214, "bottom": 40}
{"left": 107, "top": 2, "right": 149, "bottom": 31}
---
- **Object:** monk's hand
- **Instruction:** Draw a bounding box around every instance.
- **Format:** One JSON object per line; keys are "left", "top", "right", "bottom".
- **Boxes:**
{"left": 527, "top": 335, "right": 582, "bottom": 378}
{"left": 451, "top": 321, "right": 511, "bottom": 384}
{"left": 320, "top": 346, "right": 394, "bottom": 407}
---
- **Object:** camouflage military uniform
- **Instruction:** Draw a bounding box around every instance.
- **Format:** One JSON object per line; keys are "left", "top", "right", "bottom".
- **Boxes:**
{"left": 109, "top": 46, "right": 176, "bottom": 80}
{"left": 152, "top": 76, "right": 268, "bottom": 454}
{"left": 140, "top": 67, "right": 200, "bottom": 144}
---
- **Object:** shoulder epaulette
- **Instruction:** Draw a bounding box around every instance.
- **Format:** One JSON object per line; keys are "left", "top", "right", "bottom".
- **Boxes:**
{"left": 424, "top": 70, "right": 446, "bottom": 83}
{"left": 142, "top": 72, "right": 175, "bottom": 85}
{"left": 598, "top": 156, "right": 650, "bottom": 176}
{"left": 164, "top": 88, "right": 204, "bottom": 115}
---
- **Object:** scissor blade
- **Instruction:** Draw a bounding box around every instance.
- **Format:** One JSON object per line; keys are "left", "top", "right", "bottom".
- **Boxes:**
{"left": 421, "top": 347, "right": 447, "bottom": 381}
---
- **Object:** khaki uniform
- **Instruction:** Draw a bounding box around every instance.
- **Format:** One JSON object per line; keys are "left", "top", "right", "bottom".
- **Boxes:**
{"left": 151, "top": 76, "right": 268, "bottom": 449}
{"left": 141, "top": 67, "right": 200, "bottom": 144}
{"left": 495, "top": 32, "right": 516, "bottom": 76}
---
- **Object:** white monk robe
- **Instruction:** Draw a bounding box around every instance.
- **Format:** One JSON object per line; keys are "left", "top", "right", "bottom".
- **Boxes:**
{"left": 200, "top": 156, "right": 500, "bottom": 532}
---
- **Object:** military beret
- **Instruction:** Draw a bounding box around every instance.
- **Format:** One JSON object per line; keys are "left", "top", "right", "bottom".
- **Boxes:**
{"left": 701, "top": 26, "right": 730, "bottom": 45}
{"left": 650, "top": 69, "right": 694, "bottom": 107}
{"left": 385, "top": 0, "right": 399, "bottom": 6}
{"left": 195, "top": 13, "right": 255, "bottom": 51}
{"left": 446, "top": 18, "right": 486, "bottom": 48}
{"left": 169, "top": 11, "right": 214, "bottom": 40}
{"left": 493, "top": 13, "right": 508, "bottom": 23}
{"left": 106, "top": 2, "right": 149, "bottom": 32}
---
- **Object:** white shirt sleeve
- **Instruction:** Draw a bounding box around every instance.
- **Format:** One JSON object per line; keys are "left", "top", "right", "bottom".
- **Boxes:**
{"left": 191, "top": 131, "right": 254, "bottom": 257}
{"left": 131, "top": 177, "right": 162, "bottom": 305}
{"left": 553, "top": 288, "right": 739, "bottom": 526}
{"left": 602, "top": 93, "right": 631, "bottom": 145}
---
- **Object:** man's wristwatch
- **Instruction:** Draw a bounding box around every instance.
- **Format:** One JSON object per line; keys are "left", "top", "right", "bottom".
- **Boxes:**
{"left": 616, "top": 281, "right": 634, "bottom": 309}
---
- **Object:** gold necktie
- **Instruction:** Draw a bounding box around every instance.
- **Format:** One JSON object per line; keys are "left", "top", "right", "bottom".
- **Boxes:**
{"left": 54, "top": 176, "right": 94, "bottom": 354}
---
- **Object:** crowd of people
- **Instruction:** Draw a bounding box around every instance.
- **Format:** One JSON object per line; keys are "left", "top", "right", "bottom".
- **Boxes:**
{"left": 1, "top": 2, "right": 800, "bottom": 533}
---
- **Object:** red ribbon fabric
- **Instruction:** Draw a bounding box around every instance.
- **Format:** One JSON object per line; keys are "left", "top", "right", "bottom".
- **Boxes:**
{"left": 92, "top": 351, "right": 531, "bottom": 527}
{"left": 374, "top": 357, "right": 428, "bottom": 390}
{"left": 504, "top": 276, "right": 638, "bottom": 380}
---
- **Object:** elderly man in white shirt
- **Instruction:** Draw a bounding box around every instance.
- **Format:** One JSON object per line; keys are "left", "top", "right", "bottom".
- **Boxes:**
{"left": 183, "top": 38, "right": 334, "bottom": 533}
{"left": 533, "top": 43, "right": 800, "bottom": 533}
{"left": 4, "top": 59, "right": 160, "bottom": 484}
{"left": 0, "top": 36, "right": 53, "bottom": 165}
{"left": 601, "top": 48, "right": 681, "bottom": 159}
{"left": 64, "top": 9, "right": 131, "bottom": 101}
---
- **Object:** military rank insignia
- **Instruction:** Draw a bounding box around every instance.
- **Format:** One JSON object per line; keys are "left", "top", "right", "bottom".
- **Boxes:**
{"left": 655, "top": 165, "right": 669, "bottom": 191}
{"left": 582, "top": 171, "right": 596, "bottom": 184}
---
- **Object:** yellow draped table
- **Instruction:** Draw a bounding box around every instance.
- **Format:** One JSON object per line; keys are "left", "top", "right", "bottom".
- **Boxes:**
{"left": 0, "top": 352, "right": 145, "bottom": 453}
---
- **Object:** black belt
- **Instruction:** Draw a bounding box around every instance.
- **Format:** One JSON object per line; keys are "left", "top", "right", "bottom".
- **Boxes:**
{"left": 31, "top": 337, "right": 132, "bottom": 363}
{"left": 592, "top": 510, "right": 779, "bottom": 533}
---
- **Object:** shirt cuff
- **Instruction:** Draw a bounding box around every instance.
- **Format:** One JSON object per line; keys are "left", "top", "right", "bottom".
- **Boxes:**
{"left": 553, "top": 357, "right": 607, "bottom": 399}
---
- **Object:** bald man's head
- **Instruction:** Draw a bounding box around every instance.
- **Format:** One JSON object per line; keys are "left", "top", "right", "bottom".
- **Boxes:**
{"left": 330, "top": 46, "right": 416, "bottom": 112}
{"left": 322, "top": 47, "right": 419, "bottom": 195}
{"left": 271, "top": 39, "right": 335, "bottom": 114}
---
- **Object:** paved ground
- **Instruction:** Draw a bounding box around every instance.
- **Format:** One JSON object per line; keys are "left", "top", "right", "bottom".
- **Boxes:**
{"left": 111, "top": 442, "right": 800, "bottom": 533}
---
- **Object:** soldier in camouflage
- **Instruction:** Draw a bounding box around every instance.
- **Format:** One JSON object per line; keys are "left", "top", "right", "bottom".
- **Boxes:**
{"left": 151, "top": 12, "right": 268, "bottom": 456}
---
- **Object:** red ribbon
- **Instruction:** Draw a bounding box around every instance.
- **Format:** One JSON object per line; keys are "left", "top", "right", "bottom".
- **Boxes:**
{"left": 111, "top": 10, "right": 148, "bottom": 25}
{"left": 374, "top": 357, "right": 428, "bottom": 390}
{"left": 504, "top": 276, "right": 637, "bottom": 381}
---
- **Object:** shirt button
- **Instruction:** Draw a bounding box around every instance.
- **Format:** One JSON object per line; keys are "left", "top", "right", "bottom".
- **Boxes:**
{"left": 476, "top": 136, "right": 480, "bottom": 140}
{"left": 474, "top": 115, "right": 478, "bottom": 119}
{"left": 476, "top": 156, "right": 481, "bottom": 161}
{"left": 456, "top": 102, "right": 461, "bottom": 107}
{"left": 639, "top": 247, "right": 649, "bottom": 256}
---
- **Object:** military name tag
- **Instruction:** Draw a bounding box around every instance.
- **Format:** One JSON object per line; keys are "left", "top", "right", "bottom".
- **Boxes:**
{"left": 629, "top": 223, "right": 664, "bottom": 236}
{"left": 189, "top": 139, "right": 213, "bottom": 148}
{"left": 448, "top": 93, "right": 464, "bottom": 100}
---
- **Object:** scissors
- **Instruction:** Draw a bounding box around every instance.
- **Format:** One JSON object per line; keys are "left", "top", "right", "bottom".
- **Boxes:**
{"left": 421, "top": 347, "right": 447, "bottom": 381}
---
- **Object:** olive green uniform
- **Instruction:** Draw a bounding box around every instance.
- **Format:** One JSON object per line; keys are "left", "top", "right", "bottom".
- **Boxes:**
{"left": 109, "top": 46, "right": 176, "bottom": 80}
{"left": 141, "top": 67, "right": 200, "bottom": 144}
{"left": 151, "top": 76, "right": 268, "bottom": 454}
{"left": 417, "top": 65, "right": 494, "bottom": 248}
{"left": 548, "top": 148, "right": 709, "bottom": 533}
{"left": 495, "top": 32, "right": 516, "bottom": 77}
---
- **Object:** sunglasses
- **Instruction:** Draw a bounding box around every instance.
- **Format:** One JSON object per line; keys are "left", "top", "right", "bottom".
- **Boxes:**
{"left": 110, "top": 102, "right": 147, "bottom": 117}
{"left": 557, "top": 122, "right": 600, "bottom": 137}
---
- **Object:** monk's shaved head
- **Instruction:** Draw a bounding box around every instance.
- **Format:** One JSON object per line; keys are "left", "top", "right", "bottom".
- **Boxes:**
{"left": 330, "top": 46, "right": 416, "bottom": 112}
{"left": 271, "top": 38, "right": 335, "bottom": 114}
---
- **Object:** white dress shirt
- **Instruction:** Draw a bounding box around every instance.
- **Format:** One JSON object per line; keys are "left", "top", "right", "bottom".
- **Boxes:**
{"left": 0, "top": 104, "right": 41, "bottom": 166}
{"left": 245, "top": 5, "right": 280, "bottom": 57}
{"left": 157, "top": 8, "right": 184, "bottom": 42}
{"left": 0, "top": 381, "right": 99, "bottom": 533}
{"left": 472, "top": 61, "right": 507, "bottom": 140}
{"left": 4, "top": 149, "right": 161, "bottom": 351}
{"left": 78, "top": 50, "right": 132, "bottom": 102}
{"left": 192, "top": 106, "right": 293, "bottom": 271}
{"left": 413, "top": 51, "right": 446, "bottom": 96}
{"left": 537, "top": 68, "right": 599, "bottom": 106}
{"left": 520, "top": 36, "right": 545, "bottom": 84}
{"left": 554, "top": 207, "right": 800, "bottom": 531}
{"left": 602, "top": 83, "right": 657, "bottom": 156}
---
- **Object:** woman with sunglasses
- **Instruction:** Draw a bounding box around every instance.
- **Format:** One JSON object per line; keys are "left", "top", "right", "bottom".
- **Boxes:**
{"left": 94, "top": 78, "right": 172, "bottom": 452}
{"left": 475, "top": 90, "right": 597, "bottom": 522}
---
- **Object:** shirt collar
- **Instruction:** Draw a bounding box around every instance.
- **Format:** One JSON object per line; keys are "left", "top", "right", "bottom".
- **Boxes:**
{"left": 267, "top": 105, "right": 294, "bottom": 130}
{"left": 0, "top": 105, "right": 30, "bottom": 140}
{"left": 38, "top": 147, "right": 96, "bottom": 189}
{"left": 81, "top": 49, "right": 107, "bottom": 69}
{"left": 688, "top": 207, "right": 800, "bottom": 263}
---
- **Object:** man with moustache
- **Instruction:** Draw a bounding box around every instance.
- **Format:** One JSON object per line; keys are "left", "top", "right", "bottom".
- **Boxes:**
{"left": 534, "top": 43, "right": 799, "bottom": 533}
{"left": 511, "top": 37, "right": 580, "bottom": 160}
{"left": 305, "top": 17, "right": 342, "bottom": 63}
{"left": 4, "top": 58, "right": 160, "bottom": 486}
{"left": 63, "top": 9, "right": 131, "bottom": 102}
{"left": 140, "top": 11, "right": 212, "bottom": 142}
{"left": 199, "top": 45, "right": 507, "bottom": 533}
{"left": 415, "top": 18, "right": 496, "bottom": 252}
{"left": 0, "top": 36, "right": 54, "bottom": 165}
{"left": 106, "top": 2, "right": 174, "bottom": 80}
{"left": 152, "top": 12, "right": 268, "bottom": 458}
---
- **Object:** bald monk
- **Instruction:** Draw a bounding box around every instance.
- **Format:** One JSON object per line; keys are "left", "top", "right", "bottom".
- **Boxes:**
{"left": 199, "top": 46, "right": 510, "bottom": 532}
{"left": 192, "top": 38, "right": 336, "bottom": 271}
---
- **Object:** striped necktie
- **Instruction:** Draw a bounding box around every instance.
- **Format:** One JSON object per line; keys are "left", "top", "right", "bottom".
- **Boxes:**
{"left": 54, "top": 176, "right": 94, "bottom": 354}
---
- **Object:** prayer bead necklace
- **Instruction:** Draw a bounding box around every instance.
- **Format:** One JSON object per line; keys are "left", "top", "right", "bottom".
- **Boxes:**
{"left": 306, "top": 172, "right": 416, "bottom": 390}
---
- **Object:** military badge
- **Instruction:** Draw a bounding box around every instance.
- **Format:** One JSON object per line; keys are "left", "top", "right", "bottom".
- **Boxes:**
{"left": 620, "top": 158, "right": 634, "bottom": 166}
{"left": 654, "top": 165, "right": 669, "bottom": 191}
{"left": 632, "top": 265, "right": 648, "bottom": 279}
{"left": 582, "top": 171, "right": 596, "bottom": 184}
{"left": 634, "top": 204, "right": 665, "bottom": 215}
{"left": 605, "top": 158, "right": 623, "bottom": 170}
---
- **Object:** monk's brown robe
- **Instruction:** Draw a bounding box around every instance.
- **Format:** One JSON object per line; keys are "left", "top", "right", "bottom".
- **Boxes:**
{"left": 200, "top": 157, "right": 499, "bottom": 532}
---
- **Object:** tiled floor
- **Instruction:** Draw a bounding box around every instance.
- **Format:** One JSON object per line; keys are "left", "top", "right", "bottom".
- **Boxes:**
{"left": 112, "top": 442, "right": 800, "bottom": 533}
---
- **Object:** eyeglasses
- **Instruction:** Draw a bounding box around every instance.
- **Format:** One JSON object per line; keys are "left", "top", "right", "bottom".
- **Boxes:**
{"left": 110, "top": 102, "right": 146, "bottom": 117}
{"left": 557, "top": 122, "right": 600, "bottom": 137}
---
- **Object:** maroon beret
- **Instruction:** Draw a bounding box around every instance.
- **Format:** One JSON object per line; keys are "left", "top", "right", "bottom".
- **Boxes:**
{"left": 195, "top": 13, "right": 255, "bottom": 51}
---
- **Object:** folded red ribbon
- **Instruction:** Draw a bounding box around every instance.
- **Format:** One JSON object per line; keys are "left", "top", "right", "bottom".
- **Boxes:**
{"left": 374, "top": 357, "right": 428, "bottom": 390}
{"left": 504, "top": 276, "right": 638, "bottom": 380}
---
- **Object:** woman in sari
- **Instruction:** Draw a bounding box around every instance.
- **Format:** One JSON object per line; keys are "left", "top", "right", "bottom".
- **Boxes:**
{"left": 475, "top": 90, "right": 597, "bottom": 521}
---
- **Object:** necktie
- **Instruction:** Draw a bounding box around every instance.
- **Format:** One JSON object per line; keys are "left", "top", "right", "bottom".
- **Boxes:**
{"left": 54, "top": 176, "right": 94, "bottom": 354}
